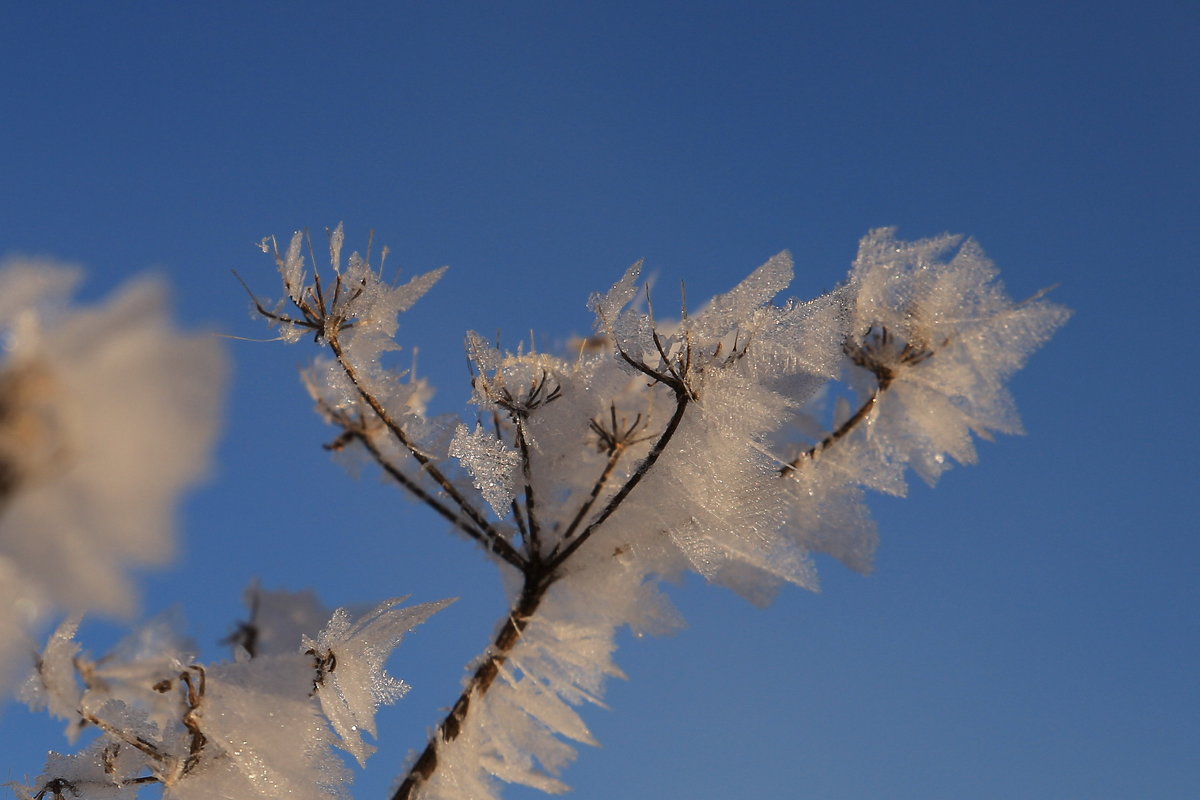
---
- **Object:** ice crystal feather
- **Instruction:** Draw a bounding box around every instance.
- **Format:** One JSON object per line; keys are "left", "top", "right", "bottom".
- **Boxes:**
{"left": 305, "top": 598, "right": 452, "bottom": 767}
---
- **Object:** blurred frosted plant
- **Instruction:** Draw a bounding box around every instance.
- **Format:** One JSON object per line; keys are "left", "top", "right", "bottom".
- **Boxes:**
{"left": 0, "top": 258, "right": 226, "bottom": 690}
{"left": 233, "top": 224, "right": 1067, "bottom": 800}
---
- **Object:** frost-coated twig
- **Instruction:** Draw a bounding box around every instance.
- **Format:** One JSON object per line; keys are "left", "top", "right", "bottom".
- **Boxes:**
{"left": 781, "top": 387, "right": 883, "bottom": 473}
{"left": 391, "top": 582, "right": 546, "bottom": 800}
{"left": 547, "top": 385, "right": 689, "bottom": 573}
{"left": 340, "top": 419, "right": 525, "bottom": 570}
{"left": 513, "top": 421, "right": 542, "bottom": 560}
{"left": 781, "top": 324, "right": 933, "bottom": 474}
{"left": 240, "top": 259, "right": 520, "bottom": 567}
{"left": 395, "top": 349, "right": 693, "bottom": 797}
{"left": 559, "top": 445, "right": 624, "bottom": 545}
{"left": 30, "top": 773, "right": 161, "bottom": 800}
{"left": 223, "top": 227, "right": 1067, "bottom": 800}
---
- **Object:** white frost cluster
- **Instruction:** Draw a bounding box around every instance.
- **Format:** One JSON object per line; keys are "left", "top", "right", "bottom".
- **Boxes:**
{"left": 841, "top": 229, "right": 1071, "bottom": 485}
{"left": 16, "top": 592, "right": 445, "bottom": 800}
{"left": 0, "top": 258, "right": 226, "bottom": 691}
{"left": 448, "top": 423, "right": 521, "bottom": 518}
{"left": 259, "top": 223, "right": 447, "bottom": 408}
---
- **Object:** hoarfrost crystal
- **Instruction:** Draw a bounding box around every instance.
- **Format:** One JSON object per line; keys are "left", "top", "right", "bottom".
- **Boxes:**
{"left": 304, "top": 597, "right": 452, "bottom": 766}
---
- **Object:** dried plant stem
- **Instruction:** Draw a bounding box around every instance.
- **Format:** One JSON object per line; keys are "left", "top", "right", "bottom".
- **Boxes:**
{"left": 393, "top": 379, "right": 691, "bottom": 799}
{"left": 80, "top": 712, "right": 167, "bottom": 765}
{"left": 781, "top": 325, "right": 928, "bottom": 474}
{"left": 514, "top": 422, "right": 542, "bottom": 559}
{"left": 327, "top": 337, "right": 521, "bottom": 567}
{"left": 548, "top": 388, "right": 689, "bottom": 571}
{"left": 349, "top": 425, "right": 526, "bottom": 570}
{"left": 559, "top": 447, "right": 624, "bottom": 544}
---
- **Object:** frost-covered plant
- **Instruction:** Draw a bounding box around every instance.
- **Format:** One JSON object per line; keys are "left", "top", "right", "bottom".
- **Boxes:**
{"left": 10, "top": 226, "right": 1067, "bottom": 800}
{"left": 245, "top": 225, "right": 1064, "bottom": 799}
{"left": 0, "top": 260, "right": 226, "bottom": 691}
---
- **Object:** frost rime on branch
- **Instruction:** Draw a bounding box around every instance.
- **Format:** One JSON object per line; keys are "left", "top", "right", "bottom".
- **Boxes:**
{"left": 239, "top": 225, "right": 1067, "bottom": 800}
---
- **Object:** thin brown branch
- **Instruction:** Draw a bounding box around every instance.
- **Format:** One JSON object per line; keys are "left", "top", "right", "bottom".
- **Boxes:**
{"left": 560, "top": 404, "right": 650, "bottom": 544}
{"left": 514, "top": 421, "right": 542, "bottom": 560}
{"left": 179, "top": 666, "right": 207, "bottom": 776}
{"left": 547, "top": 386, "right": 689, "bottom": 572}
{"left": 493, "top": 412, "right": 533, "bottom": 547}
{"left": 559, "top": 447, "right": 623, "bottom": 544}
{"left": 80, "top": 712, "right": 167, "bottom": 765}
{"left": 327, "top": 336, "right": 515, "bottom": 563}
{"left": 232, "top": 270, "right": 319, "bottom": 331}
{"left": 31, "top": 772, "right": 162, "bottom": 800}
{"left": 780, "top": 386, "right": 883, "bottom": 474}
{"left": 782, "top": 325, "right": 935, "bottom": 474}
{"left": 349, "top": 427, "right": 526, "bottom": 571}
{"left": 393, "top": 353, "right": 689, "bottom": 797}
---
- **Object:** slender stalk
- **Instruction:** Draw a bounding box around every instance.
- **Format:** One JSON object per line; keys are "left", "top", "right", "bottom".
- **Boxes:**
{"left": 80, "top": 712, "right": 167, "bottom": 765}
{"left": 559, "top": 447, "right": 623, "bottom": 544}
{"left": 780, "top": 386, "right": 883, "bottom": 474}
{"left": 782, "top": 324, "right": 931, "bottom": 475}
{"left": 493, "top": 412, "right": 532, "bottom": 548}
{"left": 392, "top": 360, "right": 691, "bottom": 798}
{"left": 514, "top": 421, "right": 542, "bottom": 560}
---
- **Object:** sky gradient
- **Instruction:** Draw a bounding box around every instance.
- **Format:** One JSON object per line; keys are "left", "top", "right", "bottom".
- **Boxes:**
{"left": 2, "top": 3, "right": 1196, "bottom": 799}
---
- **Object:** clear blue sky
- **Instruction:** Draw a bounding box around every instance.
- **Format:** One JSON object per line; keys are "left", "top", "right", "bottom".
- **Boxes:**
{"left": 2, "top": 2, "right": 1196, "bottom": 798}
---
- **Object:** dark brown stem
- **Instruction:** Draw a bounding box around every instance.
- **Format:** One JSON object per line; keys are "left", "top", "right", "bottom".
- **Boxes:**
{"left": 390, "top": 577, "right": 549, "bottom": 800}
{"left": 781, "top": 323, "right": 940, "bottom": 475}
{"left": 514, "top": 421, "right": 542, "bottom": 560}
{"left": 179, "top": 666, "right": 207, "bottom": 776}
{"left": 492, "top": 412, "right": 532, "bottom": 547}
{"left": 81, "top": 712, "right": 167, "bottom": 765}
{"left": 559, "top": 447, "right": 623, "bottom": 544}
{"left": 392, "top": 370, "right": 689, "bottom": 799}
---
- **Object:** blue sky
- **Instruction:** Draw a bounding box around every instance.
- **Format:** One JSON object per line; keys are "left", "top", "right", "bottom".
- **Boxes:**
{"left": 2, "top": 2, "right": 1196, "bottom": 798}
